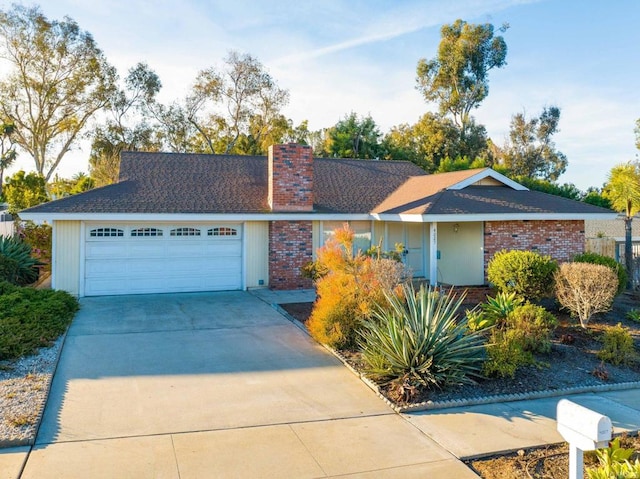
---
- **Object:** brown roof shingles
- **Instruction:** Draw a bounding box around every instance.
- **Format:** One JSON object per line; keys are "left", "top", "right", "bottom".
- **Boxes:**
{"left": 23, "top": 152, "right": 427, "bottom": 214}
{"left": 21, "top": 151, "right": 612, "bottom": 217}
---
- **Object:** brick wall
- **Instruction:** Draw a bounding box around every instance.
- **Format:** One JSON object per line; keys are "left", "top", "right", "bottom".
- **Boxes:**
{"left": 268, "top": 143, "right": 314, "bottom": 212}
{"left": 269, "top": 220, "right": 314, "bottom": 290}
{"left": 484, "top": 220, "right": 585, "bottom": 277}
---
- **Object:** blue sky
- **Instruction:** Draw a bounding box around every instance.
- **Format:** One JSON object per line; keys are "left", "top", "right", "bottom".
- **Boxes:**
{"left": 5, "top": 0, "right": 640, "bottom": 190}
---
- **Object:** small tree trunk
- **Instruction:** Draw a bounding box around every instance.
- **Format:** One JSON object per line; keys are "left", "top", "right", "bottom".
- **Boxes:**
{"left": 625, "top": 216, "right": 633, "bottom": 289}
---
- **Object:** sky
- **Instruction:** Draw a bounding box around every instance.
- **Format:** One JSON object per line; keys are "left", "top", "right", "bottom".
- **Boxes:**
{"left": 2, "top": 0, "right": 639, "bottom": 190}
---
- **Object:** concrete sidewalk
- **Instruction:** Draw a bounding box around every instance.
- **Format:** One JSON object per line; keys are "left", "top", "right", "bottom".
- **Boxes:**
{"left": 405, "top": 387, "right": 640, "bottom": 460}
{"left": 6, "top": 290, "right": 640, "bottom": 478}
{"left": 9, "top": 386, "right": 640, "bottom": 478}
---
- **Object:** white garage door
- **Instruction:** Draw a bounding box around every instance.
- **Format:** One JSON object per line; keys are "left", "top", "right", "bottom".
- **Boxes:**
{"left": 84, "top": 224, "right": 242, "bottom": 296}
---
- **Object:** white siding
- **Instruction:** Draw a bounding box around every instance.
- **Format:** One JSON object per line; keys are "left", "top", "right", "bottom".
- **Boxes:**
{"left": 245, "top": 221, "right": 269, "bottom": 288}
{"left": 54, "top": 220, "right": 81, "bottom": 296}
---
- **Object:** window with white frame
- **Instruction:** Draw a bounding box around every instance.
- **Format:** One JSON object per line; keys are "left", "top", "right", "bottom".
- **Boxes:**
{"left": 131, "top": 227, "right": 163, "bottom": 237}
{"left": 208, "top": 227, "right": 238, "bottom": 237}
{"left": 170, "top": 227, "right": 201, "bottom": 237}
{"left": 90, "top": 228, "right": 124, "bottom": 237}
{"left": 322, "top": 221, "right": 372, "bottom": 253}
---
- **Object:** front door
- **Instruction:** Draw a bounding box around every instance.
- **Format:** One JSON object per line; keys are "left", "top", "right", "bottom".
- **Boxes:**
{"left": 387, "top": 223, "right": 424, "bottom": 277}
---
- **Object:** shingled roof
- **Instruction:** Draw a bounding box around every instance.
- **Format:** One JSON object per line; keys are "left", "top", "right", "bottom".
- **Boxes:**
{"left": 21, "top": 150, "right": 615, "bottom": 219}
{"left": 374, "top": 186, "right": 611, "bottom": 215}
{"left": 22, "top": 151, "right": 427, "bottom": 214}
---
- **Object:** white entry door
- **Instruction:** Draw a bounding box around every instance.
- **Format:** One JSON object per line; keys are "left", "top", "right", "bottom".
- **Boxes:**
{"left": 84, "top": 224, "right": 242, "bottom": 296}
{"left": 387, "top": 223, "right": 425, "bottom": 277}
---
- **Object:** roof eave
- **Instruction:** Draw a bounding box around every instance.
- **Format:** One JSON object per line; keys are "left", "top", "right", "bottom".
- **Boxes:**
{"left": 19, "top": 212, "right": 374, "bottom": 222}
{"left": 22, "top": 210, "right": 618, "bottom": 224}
{"left": 372, "top": 212, "right": 619, "bottom": 222}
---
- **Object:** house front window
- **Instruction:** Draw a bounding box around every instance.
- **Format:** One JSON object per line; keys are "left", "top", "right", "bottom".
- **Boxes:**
{"left": 322, "top": 221, "right": 372, "bottom": 254}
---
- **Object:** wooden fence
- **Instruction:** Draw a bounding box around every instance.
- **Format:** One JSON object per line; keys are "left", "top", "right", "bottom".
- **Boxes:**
{"left": 585, "top": 238, "right": 616, "bottom": 258}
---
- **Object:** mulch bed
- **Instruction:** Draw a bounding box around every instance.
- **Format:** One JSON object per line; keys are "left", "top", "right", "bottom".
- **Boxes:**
{"left": 467, "top": 433, "right": 640, "bottom": 479}
{"left": 280, "top": 292, "right": 640, "bottom": 407}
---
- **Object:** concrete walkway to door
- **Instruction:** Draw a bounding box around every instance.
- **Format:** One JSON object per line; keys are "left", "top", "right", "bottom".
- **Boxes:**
{"left": 15, "top": 291, "right": 473, "bottom": 478}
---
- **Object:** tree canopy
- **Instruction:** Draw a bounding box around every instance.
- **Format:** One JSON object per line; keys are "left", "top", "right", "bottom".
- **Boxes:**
{"left": 0, "top": 121, "right": 16, "bottom": 197}
{"left": 318, "top": 112, "right": 382, "bottom": 159}
{"left": 604, "top": 162, "right": 640, "bottom": 219}
{"left": 89, "top": 62, "right": 162, "bottom": 186}
{"left": 160, "top": 51, "right": 292, "bottom": 155}
{"left": 0, "top": 5, "right": 117, "bottom": 181}
{"left": 500, "top": 106, "right": 567, "bottom": 181}
{"left": 603, "top": 162, "right": 640, "bottom": 289}
{"left": 4, "top": 170, "right": 48, "bottom": 214}
{"left": 416, "top": 19, "right": 508, "bottom": 133}
{"left": 382, "top": 113, "right": 490, "bottom": 172}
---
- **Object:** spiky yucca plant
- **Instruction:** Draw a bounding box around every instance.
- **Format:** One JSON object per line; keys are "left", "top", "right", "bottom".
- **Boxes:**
{"left": 0, "top": 236, "right": 40, "bottom": 285}
{"left": 358, "top": 283, "right": 486, "bottom": 393}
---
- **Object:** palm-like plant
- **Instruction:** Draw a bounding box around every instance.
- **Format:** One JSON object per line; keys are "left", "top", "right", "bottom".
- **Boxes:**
{"left": 604, "top": 162, "right": 640, "bottom": 289}
{"left": 357, "top": 283, "right": 486, "bottom": 395}
{"left": 0, "top": 236, "right": 40, "bottom": 285}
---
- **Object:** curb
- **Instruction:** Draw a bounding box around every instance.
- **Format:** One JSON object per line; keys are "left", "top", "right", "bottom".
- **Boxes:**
{"left": 271, "top": 303, "right": 640, "bottom": 414}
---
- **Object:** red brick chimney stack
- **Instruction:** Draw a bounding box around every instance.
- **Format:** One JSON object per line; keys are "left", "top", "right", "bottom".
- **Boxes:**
{"left": 268, "top": 143, "right": 314, "bottom": 212}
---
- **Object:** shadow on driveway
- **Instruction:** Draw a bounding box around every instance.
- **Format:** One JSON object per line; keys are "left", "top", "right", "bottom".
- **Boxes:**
{"left": 36, "top": 291, "right": 392, "bottom": 445}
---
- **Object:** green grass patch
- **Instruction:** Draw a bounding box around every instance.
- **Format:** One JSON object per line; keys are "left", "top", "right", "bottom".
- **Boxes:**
{"left": 0, "top": 281, "right": 79, "bottom": 361}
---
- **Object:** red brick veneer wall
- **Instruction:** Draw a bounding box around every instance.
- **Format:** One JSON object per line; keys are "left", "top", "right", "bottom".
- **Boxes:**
{"left": 483, "top": 220, "right": 585, "bottom": 278}
{"left": 268, "top": 143, "right": 313, "bottom": 212}
{"left": 269, "top": 220, "right": 314, "bottom": 290}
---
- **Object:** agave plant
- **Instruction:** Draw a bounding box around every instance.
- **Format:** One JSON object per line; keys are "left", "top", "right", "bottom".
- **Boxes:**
{"left": 357, "top": 283, "right": 486, "bottom": 391}
{"left": 481, "top": 291, "right": 523, "bottom": 325}
{"left": 466, "top": 308, "right": 494, "bottom": 332}
{"left": 0, "top": 236, "right": 41, "bottom": 285}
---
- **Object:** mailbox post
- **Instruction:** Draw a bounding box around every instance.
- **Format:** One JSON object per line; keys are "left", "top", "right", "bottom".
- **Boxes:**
{"left": 557, "top": 399, "right": 612, "bottom": 479}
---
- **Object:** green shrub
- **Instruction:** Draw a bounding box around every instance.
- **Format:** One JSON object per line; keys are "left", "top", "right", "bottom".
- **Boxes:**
{"left": 627, "top": 309, "right": 640, "bottom": 324}
{"left": 506, "top": 303, "right": 557, "bottom": 354}
{"left": 483, "top": 329, "right": 533, "bottom": 378}
{"left": 574, "top": 252, "right": 627, "bottom": 295}
{"left": 483, "top": 303, "right": 556, "bottom": 378}
{"left": 597, "top": 324, "right": 637, "bottom": 366}
{"left": 487, "top": 249, "right": 558, "bottom": 301}
{"left": 466, "top": 308, "right": 494, "bottom": 332}
{"left": 0, "top": 236, "right": 41, "bottom": 285}
{"left": 555, "top": 262, "right": 618, "bottom": 329}
{"left": 586, "top": 437, "right": 640, "bottom": 479}
{"left": 358, "top": 283, "right": 486, "bottom": 392}
{"left": 0, "top": 282, "right": 79, "bottom": 360}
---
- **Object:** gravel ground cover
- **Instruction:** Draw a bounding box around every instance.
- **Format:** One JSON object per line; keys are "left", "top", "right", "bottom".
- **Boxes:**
{"left": 0, "top": 337, "right": 63, "bottom": 446}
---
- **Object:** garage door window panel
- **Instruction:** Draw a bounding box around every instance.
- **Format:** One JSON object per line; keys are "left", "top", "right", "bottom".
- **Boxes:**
{"left": 208, "top": 227, "right": 238, "bottom": 237}
{"left": 131, "top": 227, "right": 163, "bottom": 237}
{"left": 170, "top": 227, "right": 201, "bottom": 237}
{"left": 89, "top": 228, "right": 124, "bottom": 238}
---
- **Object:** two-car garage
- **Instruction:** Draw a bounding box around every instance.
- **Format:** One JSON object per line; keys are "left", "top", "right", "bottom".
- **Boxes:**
{"left": 83, "top": 224, "right": 243, "bottom": 296}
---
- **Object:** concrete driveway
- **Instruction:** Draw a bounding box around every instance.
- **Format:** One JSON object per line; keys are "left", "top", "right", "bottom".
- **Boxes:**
{"left": 19, "top": 291, "right": 474, "bottom": 478}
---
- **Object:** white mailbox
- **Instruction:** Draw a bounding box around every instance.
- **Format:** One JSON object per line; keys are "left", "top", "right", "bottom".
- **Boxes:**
{"left": 557, "top": 399, "right": 613, "bottom": 479}
{"left": 557, "top": 399, "right": 612, "bottom": 450}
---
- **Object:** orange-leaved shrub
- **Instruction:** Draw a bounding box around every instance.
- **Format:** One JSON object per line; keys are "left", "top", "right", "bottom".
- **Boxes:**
{"left": 306, "top": 224, "right": 408, "bottom": 349}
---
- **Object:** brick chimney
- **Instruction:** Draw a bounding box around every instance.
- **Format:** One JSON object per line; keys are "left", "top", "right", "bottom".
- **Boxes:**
{"left": 268, "top": 143, "right": 314, "bottom": 212}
